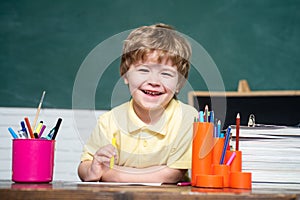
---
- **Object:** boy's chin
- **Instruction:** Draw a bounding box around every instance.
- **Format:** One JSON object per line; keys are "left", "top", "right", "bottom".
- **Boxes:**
{"left": 141, "top": 103, "right": 166, "bottom": 111}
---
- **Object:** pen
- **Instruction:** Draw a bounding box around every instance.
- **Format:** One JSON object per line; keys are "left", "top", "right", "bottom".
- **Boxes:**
{"left": 8, "top": 127, "right": 18, "bottom": 139}
{"left": 220, "top": 126, "right": 231, "bottom": 164}
{"left": 51, "top": 118, "right": 62, "bottom": 140}
{"left": 210, "top": 111, "right": 214, "bottom": 123}
{"left": 24, "top": 117, "right": 34, "bottom": 139}
{"left": 214, "top": 125, "right": 217, "bottom": 138}
{"left": 20, "top": 121, "right": 28, "bottom": 138}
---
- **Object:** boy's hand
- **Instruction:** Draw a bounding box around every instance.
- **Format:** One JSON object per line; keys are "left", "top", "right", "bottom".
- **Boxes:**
{"left": 89, "top": 144, "right": 118, "bottom": 179}
{"left": 93, "top": 144, "right": 117, "bottom": 166}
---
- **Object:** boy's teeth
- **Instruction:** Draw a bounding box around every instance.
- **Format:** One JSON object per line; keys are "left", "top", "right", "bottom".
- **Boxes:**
{"left": 145, "top": 90, "right": 160, "bottom": 95}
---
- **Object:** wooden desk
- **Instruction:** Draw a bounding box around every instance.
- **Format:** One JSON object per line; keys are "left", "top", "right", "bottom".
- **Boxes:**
{"left": 0, "top": 180, "right": 299, "bottom": 200}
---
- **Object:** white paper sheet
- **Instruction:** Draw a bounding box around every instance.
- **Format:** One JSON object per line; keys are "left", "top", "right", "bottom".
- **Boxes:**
{"left": 74, "top": 181, "right": 162, "bottom": 186}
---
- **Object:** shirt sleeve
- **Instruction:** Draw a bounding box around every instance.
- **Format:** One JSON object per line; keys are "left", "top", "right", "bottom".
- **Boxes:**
{"left": 80, "top": 115, "right": 111, "bottom": 161}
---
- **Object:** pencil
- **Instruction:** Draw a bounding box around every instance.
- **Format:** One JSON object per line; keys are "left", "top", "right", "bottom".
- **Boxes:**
{"left": 236, "top": 113, "right": 240, "bottom": 151}
{"left": 110, "top": 137, "right": 117, "bottom": 169}
{"left": 32, "top": 91, "right": 46, "bottom": 131}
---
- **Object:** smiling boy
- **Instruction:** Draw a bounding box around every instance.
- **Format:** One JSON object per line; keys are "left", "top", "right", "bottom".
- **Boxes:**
{"left": 78, "top": 23, "right": 198, "bottom": 183}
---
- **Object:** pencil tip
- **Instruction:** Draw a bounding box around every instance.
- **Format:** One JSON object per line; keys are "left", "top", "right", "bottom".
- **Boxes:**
{"left": 237, "top": 113, "right": 240, "bottom": 118}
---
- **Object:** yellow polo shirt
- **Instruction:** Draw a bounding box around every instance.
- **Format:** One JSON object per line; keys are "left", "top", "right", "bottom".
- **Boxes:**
{"left": 81, "top": 99, "right": 198, "bottom": 169}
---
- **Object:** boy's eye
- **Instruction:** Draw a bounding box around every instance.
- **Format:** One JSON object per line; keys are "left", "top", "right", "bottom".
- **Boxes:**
{"left": 136, "top": 66, "right": 149, "bottom": 73}
{"left": 138, "top": 68, "right": 149, "bottom": 72}
{"left": 161, "top": 71, "right": 175, "bottom": 77}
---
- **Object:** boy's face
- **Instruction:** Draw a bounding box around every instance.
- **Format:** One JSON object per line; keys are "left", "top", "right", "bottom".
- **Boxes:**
{"left": 124, "top": 51, "right": 180, "bottom": 112}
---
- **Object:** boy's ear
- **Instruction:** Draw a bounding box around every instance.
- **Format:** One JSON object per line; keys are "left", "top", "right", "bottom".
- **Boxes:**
{"left": 123, "top": 75, "right": 129, "bottom": 85}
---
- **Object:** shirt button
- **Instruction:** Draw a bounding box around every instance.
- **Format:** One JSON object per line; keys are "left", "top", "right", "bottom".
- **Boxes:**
{"left": 143, "top": 140, "right": 148, "bottom": 147}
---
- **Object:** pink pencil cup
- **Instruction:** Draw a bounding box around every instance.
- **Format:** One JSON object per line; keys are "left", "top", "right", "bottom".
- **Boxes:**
{"left": 12, "top": 139, "right": 55, "bottom": 183}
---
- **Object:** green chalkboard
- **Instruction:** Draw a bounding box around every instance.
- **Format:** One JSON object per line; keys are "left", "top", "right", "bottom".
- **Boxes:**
{"left": 1, "top": 0, "right": 300, "bottom": 110}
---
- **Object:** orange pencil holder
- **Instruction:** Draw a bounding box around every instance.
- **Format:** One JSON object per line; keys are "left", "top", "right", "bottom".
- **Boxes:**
{"left": 191, "top": 122, "right": 215, "bottom": 186}
{"left": 213, "top": 164, "right": 230, "bottom": 187}
{"left": 191, "top": 122, "right": 252, "bottom": 189}
{"left": 225, "top": 150, "right": 242, "bottom": 172}
{"left": 212, "top": 137, "right": 225, "bottom": 165}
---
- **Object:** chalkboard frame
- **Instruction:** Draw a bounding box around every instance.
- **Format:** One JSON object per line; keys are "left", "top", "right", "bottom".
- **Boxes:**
{"left": 188, "top": 91, "right": 300, "bottom": 128}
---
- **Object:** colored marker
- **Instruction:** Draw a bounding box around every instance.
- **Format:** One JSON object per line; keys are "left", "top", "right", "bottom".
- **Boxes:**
{"left": 20, "top": 121, "right": 28, "bottom": 138}
{"left": 236, "top": 113, "right": 240, "bottom": 151}
{"left": 51, "top": 118, "right": 62, "bottom": 140}
{"left": 110, "top": 137, "right": 117, "bottom": 169}
{"left": 38, "top": 125, "right": 46, "bottom": 138}
{"left": 45, "top": 127, "right": 55, "bottom": 140}
{"left": 17, "top": 130, "right": 27, "bottom": 139}
{"left": 24, "top": 117, "right": 34, "bottom": 139}
{"left": 220, "top": 126, "right": 231, "bottom": 164}
{"left": 34, "top": 121, "right": 43, "bottom": 138}
{"left": 8, "top": 127, "right": 18, "bottom": 139}
{"left": 217, "top": 120, "right": 221, "bottom": 138}
{"left": 199, "top": 111, "right": 204, "bottom": 122}
{"left": 226, "top": 152, "right": 236, "bottom": 166}
{"left": 177, "top": 182, "right": 191, "bottom": 186}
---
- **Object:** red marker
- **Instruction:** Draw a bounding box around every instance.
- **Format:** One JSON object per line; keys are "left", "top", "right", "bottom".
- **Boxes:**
{"left": 24, "top": 117, "right": 34, "bottom": 139}
{"left": 236, "top": 113, "right": 240, "bottom": 151}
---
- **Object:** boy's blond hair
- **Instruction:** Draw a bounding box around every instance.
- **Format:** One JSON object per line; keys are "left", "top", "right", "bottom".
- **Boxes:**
{"left": 120, "top": 23, "right": 192, "bottom": 88}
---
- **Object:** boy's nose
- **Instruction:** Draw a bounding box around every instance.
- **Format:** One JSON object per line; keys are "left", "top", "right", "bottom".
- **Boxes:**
{"left": 147, "top": 73, "right": 161, "bottom": 86}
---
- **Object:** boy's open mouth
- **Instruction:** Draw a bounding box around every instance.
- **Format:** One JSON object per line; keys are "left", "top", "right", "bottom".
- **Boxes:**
{"left": 142, "top": 90, "right": 163, "bottom": 96}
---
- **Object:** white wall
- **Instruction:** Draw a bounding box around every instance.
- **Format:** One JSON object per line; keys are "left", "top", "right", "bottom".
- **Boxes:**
{"left": 0, "top": 107, "right": 106, "bottom": 181}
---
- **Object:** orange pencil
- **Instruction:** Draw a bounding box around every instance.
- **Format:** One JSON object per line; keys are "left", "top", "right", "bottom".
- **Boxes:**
{"left": 236, "top": 113, "right": 240, "bottom": 151}
{"left": 24, "top": 117, "right": 34, "bottom": 139}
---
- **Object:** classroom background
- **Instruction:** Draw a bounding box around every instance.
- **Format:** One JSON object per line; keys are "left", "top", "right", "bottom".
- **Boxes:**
{"left": 1, "top": 0, "right": 300, "bottom": 181}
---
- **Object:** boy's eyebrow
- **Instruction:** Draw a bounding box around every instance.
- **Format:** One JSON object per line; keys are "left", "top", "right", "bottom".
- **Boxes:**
{"left": 138, "top": 63, "right": 176, "bottom": 68}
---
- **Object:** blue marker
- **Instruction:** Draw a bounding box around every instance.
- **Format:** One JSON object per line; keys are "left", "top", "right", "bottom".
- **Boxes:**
{"left": 210, "top": 111, "right": 214, "bottom": 123}
{"left": 8, "top": 127, "right": 18, "bottom": 139}
{"left": 20, "top": 121, "right": 28, "bottom": 138}
{"left": 199, "top": 111, "right": 204, "bottom": 122}
{"left": 217, "top": 120, "right": 221, "bottom": 138}
{"left": 45, "top": 127, "right": 55, "bottom": 140}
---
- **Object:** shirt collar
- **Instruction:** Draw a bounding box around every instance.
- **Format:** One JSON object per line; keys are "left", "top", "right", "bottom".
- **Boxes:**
{"left": 127, "top": 99, "right": 178, "bottom": 136}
